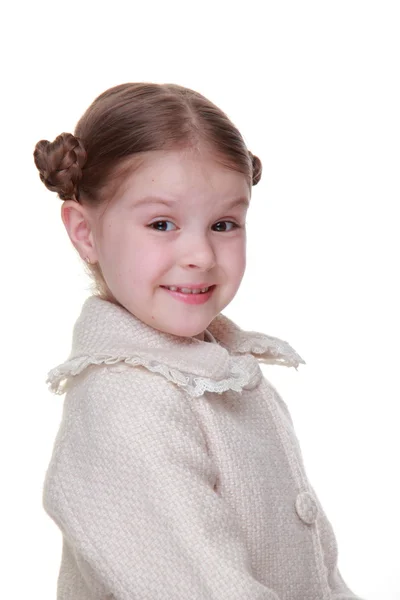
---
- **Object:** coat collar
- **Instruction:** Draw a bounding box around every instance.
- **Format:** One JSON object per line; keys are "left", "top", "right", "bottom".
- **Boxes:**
{"left": 47, "top": 296, "right": 305, "bottom": 398}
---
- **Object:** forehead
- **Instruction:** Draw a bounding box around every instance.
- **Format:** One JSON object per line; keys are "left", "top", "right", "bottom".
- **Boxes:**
{"left": 116, "top": 148, "right": 250, "bottom": 207}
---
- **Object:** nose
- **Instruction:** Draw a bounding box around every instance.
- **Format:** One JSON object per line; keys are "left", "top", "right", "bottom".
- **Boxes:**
{"left": 179, "top": 231, "right": 217, "bottom": 271}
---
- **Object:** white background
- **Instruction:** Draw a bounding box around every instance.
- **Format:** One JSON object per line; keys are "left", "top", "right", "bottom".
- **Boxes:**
{"left": 1, "top": 1, "right": 399, "bottom": 599}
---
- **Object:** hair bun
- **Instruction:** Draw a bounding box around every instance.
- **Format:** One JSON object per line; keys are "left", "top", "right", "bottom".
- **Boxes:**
{"left": 33, "top": 132, "right": 87, "bottom": 200}
{"left": 249, "top": 152, "right": 262, "bottom": 186}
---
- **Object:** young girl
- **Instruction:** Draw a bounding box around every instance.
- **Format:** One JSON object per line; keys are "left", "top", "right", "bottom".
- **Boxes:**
{"left": 34, "top": 83, "right": 363, "bottom": 600}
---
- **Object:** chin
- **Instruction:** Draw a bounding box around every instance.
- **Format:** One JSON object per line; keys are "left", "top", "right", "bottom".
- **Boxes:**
{"left": 163, "top": 319, "right": 212, "bottom": 339}
{"left": 169, "top": 325, "right": 206, "bottom": 339}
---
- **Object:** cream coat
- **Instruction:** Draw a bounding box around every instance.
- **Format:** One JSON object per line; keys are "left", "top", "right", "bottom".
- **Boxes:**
{"left": 43, "top": 296, "right": 363, "bottom": 600}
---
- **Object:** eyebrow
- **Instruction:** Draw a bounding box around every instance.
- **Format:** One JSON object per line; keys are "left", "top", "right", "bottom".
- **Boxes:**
{"left": 131, "top": 196, "right": 250, "bottom": 210}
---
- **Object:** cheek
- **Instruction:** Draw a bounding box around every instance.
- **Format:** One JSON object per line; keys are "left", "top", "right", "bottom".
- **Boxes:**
{"left": 119, "top": 234, "right": 172, "bottom": 283}
{"left": 222, "top": 238, "right": 246, "bottom": 274}
{"left": 237, "top": 254, "right": 247, "bottom": 280}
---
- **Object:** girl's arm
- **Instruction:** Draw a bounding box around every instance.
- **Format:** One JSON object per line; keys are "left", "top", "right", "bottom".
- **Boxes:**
{"left": 309, "top": 483, "right": 364, "bottom": 600}
{"left": 43, "top": 366, "right": 281, "bottom": 600}
{"left": 272, "top": 385, "right": 364, "bottom": 599}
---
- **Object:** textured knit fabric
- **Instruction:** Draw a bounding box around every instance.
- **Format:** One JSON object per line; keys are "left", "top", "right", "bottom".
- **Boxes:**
{"left": 43, "top": 296, "right": 363, "bottom": 600}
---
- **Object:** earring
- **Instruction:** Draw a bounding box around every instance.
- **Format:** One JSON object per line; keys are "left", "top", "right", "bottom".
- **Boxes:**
{"left": 84, "top": 256, "right": 92, "bottom": 264}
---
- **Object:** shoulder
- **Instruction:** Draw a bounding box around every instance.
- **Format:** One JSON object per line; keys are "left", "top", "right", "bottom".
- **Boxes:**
{"left": 70, "top": 362, "right": 187, "bottom": 409}
{"left": 63, "top": 364, "right": 204, "bottom": 445}
{"left": 43, "top": 364, "right": 209, "bottom": 503}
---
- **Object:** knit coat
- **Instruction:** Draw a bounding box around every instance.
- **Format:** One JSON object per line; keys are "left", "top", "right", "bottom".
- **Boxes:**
{"left": 43, "top": 296, "right": 363, "bottom": 600}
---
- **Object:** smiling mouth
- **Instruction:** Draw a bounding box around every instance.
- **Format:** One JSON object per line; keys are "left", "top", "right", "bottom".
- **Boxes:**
{"left": 160, "top": 285, "right": 216, "bottom": 295}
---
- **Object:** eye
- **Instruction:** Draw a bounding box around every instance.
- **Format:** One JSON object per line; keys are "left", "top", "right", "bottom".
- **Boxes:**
{"left": 212, "top": 221, "right": 240, "bottom": 232}
{"left": 148, "top": 220, "right": 177, "bottom": 232}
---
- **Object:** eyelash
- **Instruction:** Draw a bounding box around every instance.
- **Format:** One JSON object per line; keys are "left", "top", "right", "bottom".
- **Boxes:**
{"left": 148, "top": 220, "right": 241, "bottom": 232}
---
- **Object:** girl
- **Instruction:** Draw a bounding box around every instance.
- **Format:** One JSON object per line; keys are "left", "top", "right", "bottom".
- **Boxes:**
{"left": 34, "top": 83, "right": 363, "bottom": 600}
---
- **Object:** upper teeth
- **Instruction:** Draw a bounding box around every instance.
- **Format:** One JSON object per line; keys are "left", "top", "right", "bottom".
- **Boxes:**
{"left": 165, "top": 286, "right": 210, "bottom": 294}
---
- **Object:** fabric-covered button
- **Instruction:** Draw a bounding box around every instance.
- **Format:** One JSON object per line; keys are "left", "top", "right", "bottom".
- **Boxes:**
{"left": 295, "top": 491, "right": 318, "bottom": 525}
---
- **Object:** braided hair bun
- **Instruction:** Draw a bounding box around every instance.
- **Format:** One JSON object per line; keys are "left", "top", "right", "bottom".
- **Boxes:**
{"left": 33, "top": 132, "right": 87, "bottom": 200}
{"left": 249, "top": 151, "right": 262, "bottom": 186}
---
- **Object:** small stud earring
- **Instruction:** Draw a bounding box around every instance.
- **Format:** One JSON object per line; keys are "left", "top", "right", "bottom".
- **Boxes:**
{"left": 84, "top": 256, "right": 92, "bottom": 264}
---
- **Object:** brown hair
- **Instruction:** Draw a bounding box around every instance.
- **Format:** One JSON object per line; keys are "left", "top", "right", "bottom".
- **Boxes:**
{"left": 33, "top": 82, "right": 262, "bottom": 299}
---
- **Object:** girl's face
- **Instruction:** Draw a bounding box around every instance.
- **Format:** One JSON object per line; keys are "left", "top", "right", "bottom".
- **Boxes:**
{"left": 90, "top": 148, "right": 250, "bottom": 337}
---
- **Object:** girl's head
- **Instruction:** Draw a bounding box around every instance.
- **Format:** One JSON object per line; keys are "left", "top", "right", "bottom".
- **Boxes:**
{"left": 34, "top": 83, "right": 262, "bottom": 337}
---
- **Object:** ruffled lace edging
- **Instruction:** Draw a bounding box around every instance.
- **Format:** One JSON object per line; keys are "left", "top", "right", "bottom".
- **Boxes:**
{"left": 231, "top": 336, "right": 306, "bottom": 370}
{"left": 46, "top": 354, "right": 252, "bottom": 398}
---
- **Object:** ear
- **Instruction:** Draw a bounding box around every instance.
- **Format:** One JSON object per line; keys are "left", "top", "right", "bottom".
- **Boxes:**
{"left": 61, "top": 200, "right": 99, "bottom": 264}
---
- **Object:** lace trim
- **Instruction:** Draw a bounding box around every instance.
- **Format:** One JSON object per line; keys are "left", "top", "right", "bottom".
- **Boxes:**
{"left": 231, "top": 337, "right": 306, "bottom": 369}
{"left": 46, "top": 354, "right": 252, "bottom": 398}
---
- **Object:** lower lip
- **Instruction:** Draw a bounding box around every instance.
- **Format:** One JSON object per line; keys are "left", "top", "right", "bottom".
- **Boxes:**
{"left": 161, "top": 285, "right": 216, "bottom": 305}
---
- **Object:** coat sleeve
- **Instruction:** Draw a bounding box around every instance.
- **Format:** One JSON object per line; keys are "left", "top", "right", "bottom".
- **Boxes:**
{"left": 267, "top": 380, "right": 365, "bottom": 600}
{"left": 43, "top": 366, "right": 281, "bottom": 600}
{"left": 308, "top": 488, "right": 365, "bottom": 600}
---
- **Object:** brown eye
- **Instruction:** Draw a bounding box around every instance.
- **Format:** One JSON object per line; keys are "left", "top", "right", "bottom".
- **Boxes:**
{"left": 212, "top": 221, "right": 239, "bottom": 232}
{"left": 148, "top": 221, "right": 176, "bottom": 231}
